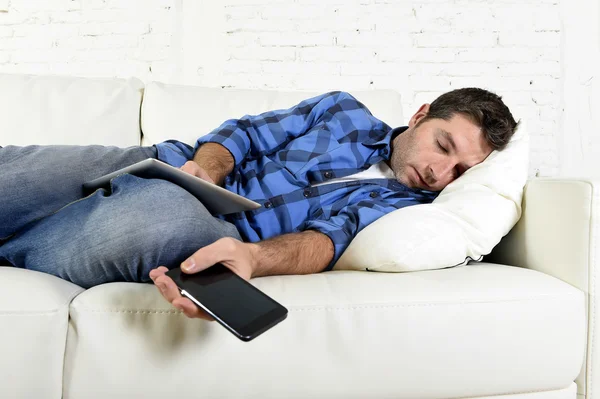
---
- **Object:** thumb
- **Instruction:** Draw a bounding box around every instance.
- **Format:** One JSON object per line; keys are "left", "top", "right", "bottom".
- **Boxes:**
{"left": 181, "top": 237, "right": 255, "bottom": 281}
{"left": 181, "top": 237, "right": 239, "bottom": 273}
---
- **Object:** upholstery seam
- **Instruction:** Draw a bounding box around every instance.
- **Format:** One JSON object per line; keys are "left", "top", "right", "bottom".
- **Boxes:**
{"left": 452, "top": 383, "right": 575, "bottom": 399}
{"left": 71, "top": 293, "right": 581, "bottom": 314}
{"left": 0, "top": 309, "right": 60, "bottom": 315}
{"left": 588, "top": 179, "right": 599, "bottom": 399}
{"left": 0, "top": 286, "right": 83, "bottom": 315}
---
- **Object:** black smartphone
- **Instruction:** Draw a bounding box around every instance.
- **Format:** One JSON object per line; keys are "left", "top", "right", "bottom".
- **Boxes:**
{"left": 165, "top": 264, "right": 288, "bottom": 342}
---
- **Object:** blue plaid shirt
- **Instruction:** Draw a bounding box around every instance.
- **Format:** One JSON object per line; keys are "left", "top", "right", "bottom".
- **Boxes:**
{"left": 154, "top": 91, "right": 438, "bottom": 271}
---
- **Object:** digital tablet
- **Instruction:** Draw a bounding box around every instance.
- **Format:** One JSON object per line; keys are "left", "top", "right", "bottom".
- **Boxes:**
{"left": 82, "top": 158, "right": 261, "bottom": 215}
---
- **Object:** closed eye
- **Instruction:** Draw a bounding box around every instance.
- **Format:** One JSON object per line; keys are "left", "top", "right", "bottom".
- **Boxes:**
{"left": 437, "top": 140, "right": 448, "bottom": 153}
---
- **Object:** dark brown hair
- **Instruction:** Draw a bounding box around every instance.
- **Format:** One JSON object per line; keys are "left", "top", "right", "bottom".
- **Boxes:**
{"left": 416, "top": 87, "right": 518, "bottom": 151}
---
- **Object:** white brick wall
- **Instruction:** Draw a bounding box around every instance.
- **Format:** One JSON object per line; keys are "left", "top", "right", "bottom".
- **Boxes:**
{"left": 0, "top": 0, "right": 178, "bottom": 79}
{"left": 0, "top": 0, "right": 572, "bottom": 177}
{"left": 218, "top": 1, "right": 562, "bottom": 177}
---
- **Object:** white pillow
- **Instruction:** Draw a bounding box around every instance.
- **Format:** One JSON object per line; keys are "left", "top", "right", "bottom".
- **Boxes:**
{"left": 333, "top": 121, "right": 529, "bottom": 272}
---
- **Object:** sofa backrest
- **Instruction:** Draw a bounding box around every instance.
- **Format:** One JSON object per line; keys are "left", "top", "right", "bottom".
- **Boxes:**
{"left": 140, "top": 82, "right": 404, "bottom": 147}
{"left": 0, "top": 73, "right": 143, "bottom": 147}
{"left": 0, "top": 73, "right": 404, "bottom": 148}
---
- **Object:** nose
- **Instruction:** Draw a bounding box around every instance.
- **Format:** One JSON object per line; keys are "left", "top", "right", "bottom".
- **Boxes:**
{"left": 430, "top": 160, "right": 456, "bottom": 185}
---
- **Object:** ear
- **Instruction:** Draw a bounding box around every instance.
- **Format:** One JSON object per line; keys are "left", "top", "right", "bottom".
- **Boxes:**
{"left": 408, "top": 104, "right": 430, "bottom": 128}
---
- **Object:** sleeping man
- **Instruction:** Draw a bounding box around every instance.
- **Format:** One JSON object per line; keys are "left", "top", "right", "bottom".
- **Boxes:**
{"left": 0, "top": 88, "right": 517, "bottom": 320}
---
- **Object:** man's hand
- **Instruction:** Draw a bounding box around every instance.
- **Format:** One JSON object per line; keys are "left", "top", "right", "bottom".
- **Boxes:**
{"left": 149, "top": 230, "right": 333, "bottom": 320}
{"left": 179, "top": 160, "right": 215, "bottom": 184}
{"left": 149, "top": 237, "right": 258, "bottom": 320}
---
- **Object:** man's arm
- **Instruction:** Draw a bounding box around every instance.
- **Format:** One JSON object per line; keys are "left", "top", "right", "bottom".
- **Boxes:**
{"left": 150, "top": 230, "right": 334, "bottom": 320}
{"left": 191, "top": 142, "right": 234, "bottom": 187}
{"left": 193, "top": 91, "right": 358, "bottom": 170}
{"left": 248, "top": 230, "right": 334, "bottom": 277}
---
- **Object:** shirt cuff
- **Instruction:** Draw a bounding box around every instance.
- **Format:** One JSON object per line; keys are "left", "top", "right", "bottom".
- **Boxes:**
{"left": 301, "top": 220, "right": 353, "bottom": 272}
{"left": 195, "top": 129, "right": 250, "bottom": 168}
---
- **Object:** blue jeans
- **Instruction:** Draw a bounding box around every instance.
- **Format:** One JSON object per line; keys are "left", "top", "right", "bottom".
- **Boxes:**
{"left": 0, "top": 145, "right": 242, "bottom": 288}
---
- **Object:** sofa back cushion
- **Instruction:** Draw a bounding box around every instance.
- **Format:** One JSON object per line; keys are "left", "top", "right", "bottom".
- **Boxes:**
{"left": 140, "top": 82, "right": 403, "bottom": 146}
{"left": 0, "top": 73, "right": 143, "bottom": 147}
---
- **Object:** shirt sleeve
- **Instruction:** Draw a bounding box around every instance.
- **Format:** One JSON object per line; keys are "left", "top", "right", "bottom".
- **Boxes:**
{"left": 298, "top": 198, "right": 424, "bottom": 272}
{"left": 194, "top": 91, "right": 360, "bottom": 169}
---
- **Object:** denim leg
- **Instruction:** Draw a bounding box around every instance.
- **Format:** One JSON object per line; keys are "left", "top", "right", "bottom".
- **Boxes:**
{"left": 0, "top": 174, "right": 242, "bottom": 288}
{"left": 0, "top": 145, "right": 157, "bottom": 242}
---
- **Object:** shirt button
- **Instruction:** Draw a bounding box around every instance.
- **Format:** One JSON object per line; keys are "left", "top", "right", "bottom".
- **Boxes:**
{"left": 303, "top": 189, "right": 311, "bottom": 198}
{"left": 324, "top": 171, "right": 333, "bottom": 178}
{"left": 369, "top": 191, "right": 378, "bottom": 198}
{"left": 264, "top": 201, "right": 272, "bottom": 208}
{"left": 382, "top": 148, "right": 389, "bottom": 155}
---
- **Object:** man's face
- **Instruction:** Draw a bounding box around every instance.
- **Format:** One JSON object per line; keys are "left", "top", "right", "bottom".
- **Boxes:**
{"left": 389, "top": 104, "right": 493, "bottom": 192}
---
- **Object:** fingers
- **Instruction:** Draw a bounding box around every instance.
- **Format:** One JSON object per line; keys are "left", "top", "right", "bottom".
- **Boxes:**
{"left": 173, "top": 296, "right": 214, "bottom": 321}
{"left": 149, "top": 266, "right": 168, "bottom": 282}
{"left": 179, "top": 161, "right": 214, "bottom": 184}
{"left": 155, "top": 274, "right": 182, "bottom": 303}
{"left": 149, "top": 266, "right": 214, "bottom": 321}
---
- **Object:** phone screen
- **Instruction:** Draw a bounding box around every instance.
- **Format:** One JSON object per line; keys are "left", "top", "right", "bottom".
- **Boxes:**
{"left": 165, "top": 264, "right": 287, "bottom": 340}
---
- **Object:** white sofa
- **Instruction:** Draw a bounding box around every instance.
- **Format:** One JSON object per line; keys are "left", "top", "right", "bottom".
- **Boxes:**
{"left": 0, "top": 73, "right": 596, "bottom": 399}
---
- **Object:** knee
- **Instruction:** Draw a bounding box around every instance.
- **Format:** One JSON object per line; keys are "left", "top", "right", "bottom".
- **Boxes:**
{"left": 102, "top": 177, "right": 241, "bottom": 269}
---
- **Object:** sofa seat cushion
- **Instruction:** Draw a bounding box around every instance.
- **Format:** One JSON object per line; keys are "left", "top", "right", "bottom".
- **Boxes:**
{"left": 0, "top": 267, "right": 84, "bottom": 399}
{"left": 63, "top": 263, "right": 584, "bottom": 399}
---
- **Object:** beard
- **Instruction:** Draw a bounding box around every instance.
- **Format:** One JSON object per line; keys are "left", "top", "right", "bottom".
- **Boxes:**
{"left": 388, "top": 128, "right": 418, "bottom": 187}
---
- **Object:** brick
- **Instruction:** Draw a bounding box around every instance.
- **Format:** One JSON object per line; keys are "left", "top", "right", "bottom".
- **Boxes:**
{"left": 139, "top": 33, "right": 172, "bottom": 48}
{"left": 94, "top": 34, "right": 140, "bottom": 48}
{"left": 456, "top": 47, "right": 560, "bottom": 63}
{"left": 298, "top": 47, "right": 376, "bottom": 63}
{"left": 297, "top": 18, "right": 373, "bottom": 33}
{"left": 80, "top": 22, "right": 149, "bottom": 36}
{"left": 259, "top": 32, "right": 333, "bottom": 47}
{"left": 222, "top": 59, "right": 263, "bottom": 74}
{"left": 498, "top": 62, "right": 560, "bottom": 78}
{"left": 81, "top": 0, "right": 108, "bottom": 9}
{"left": 414, "top": 32, "right": 497, "bottom": 48}
{"left": 336, "top": 31, "right": 411, "bottom": 48}
{"left": 225, "top": 31, "right": 258, "bottom": 48}
{"left": 13, "top": 23, "right": 79, "bottom": 39}
{"left": 47, "top": 10, "right": 83, "bottom": 23}
{"left": 11, "top": 48, "right": 76, "bottom": 63}
{"left": 226, "top": 18, "right": 296, "bottom": 33}
{"left": 80, "top": 9, "right": 137, "bottom": 23}
{"left": 224, "top": 5, "right": 261, "bottom": 19}
{"left": 0, "top": 25, "right": 12, "bottom": 37}
{"left": 380, "top": 47, "right": 456, "bottom": 63}
{"left": 260, "top": 5, "right": 330, "bottom": 20}
{"left": 434, "top": 62, "right": 499, "bottom": 77}
{"left": 229, "top": 46, "right": 295, "bottom": 61}
{"left": 262, "top": 61, "right": 339, "bottom": 76}
{"left": 55, "top": 35, "right": 97, "bottom": 49}
{"left": 340, "top": 62, "right": 395, "bottom": 76}
{"left": 132, "top": 46, "right": 169, "bottom": 62}
{"left": 499, "top": 31, "right": 560, "bottom": 48}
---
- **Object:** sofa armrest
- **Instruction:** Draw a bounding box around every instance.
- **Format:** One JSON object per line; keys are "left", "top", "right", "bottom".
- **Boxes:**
{"left": 486, "top": 177, "right": 599, "bottom": 398}
{"left": 487, "top": 177, "right": 599, "bottom": 293}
